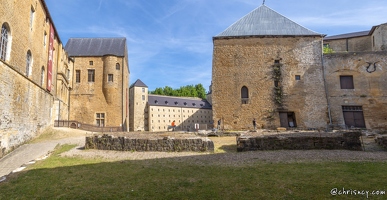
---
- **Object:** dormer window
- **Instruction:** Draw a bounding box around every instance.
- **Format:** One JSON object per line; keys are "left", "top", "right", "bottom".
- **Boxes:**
{"left": 184, "top": 102, "right": 187, "bottom": 106}
{"left": 192, "top": 103, "right": 196, "bottom": 106}
{"left": 155, "top": 100, "right": 158, "bottom": 104}
{"left": 200, "top": 103, "right": 203, "bottom": 106}
{"left": 165, "top": 101, "right": 168, "bottom": 104}
{"left": 174, "top": 101, "right": 178, "bottom": 105}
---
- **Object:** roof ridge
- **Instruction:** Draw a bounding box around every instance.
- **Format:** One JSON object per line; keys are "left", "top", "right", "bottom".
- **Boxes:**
{"left": 215, "top": 5, "right": 322, "bottom": 37}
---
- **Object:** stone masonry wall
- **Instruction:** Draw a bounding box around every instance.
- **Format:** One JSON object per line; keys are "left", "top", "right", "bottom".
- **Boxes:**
{"left": 129, "top": 86, "right": 148, "bottom": 131}
{"left": 0, "top": 62, "right": 54, "bottom": 158}
{"left": 237, "top": 132, "right": 362, "bottom": 151}
{"left": 70, "top": 56, "right": 128, "bottom": 128}
{"left": 0, "top": 0, "right": 71, "bottom": 157}
{"left": 212, "top": 36, "right": 328, "bottom": 130}
{"left": 324, "top": 36, "right": 371, "bottom": 52}
{"left": 85, "top": 135, "right": 214, "bottom": 152}
{"left": 324, "top": 52, "right": 387, "bottom": 129}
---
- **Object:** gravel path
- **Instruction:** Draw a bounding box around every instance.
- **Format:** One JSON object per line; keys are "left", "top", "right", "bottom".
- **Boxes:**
{"left": 61, "top": 130, "right": 387, "bottom": 166}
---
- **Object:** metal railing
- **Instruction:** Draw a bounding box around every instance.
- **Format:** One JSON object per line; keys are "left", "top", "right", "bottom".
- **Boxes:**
{"left": 54, "top": 120, "right": 123, "bottom": 132}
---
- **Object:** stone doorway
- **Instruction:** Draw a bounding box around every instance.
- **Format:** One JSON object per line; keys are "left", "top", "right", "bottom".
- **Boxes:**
{"left": 342, "top": 106, "right": 366, "bottom": 128}
{"left": 279, "top": 112, "right": 297, "bottom": 128}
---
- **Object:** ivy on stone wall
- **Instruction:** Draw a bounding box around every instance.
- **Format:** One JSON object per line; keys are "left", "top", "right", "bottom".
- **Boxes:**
{"left": 272, "top": 62, "right": 283, "bottom": 105}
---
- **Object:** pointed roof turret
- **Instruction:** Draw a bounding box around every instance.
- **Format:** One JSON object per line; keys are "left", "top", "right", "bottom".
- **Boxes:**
{"left": 215, "top": 5, "right": 322, "bottom": 38}
{"left": 130, "top": 79, "right": 148, "bottom": 88}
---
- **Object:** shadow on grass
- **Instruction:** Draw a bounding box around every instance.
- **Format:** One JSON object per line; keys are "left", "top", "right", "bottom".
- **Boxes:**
{"left": 218, "top": 144, "right": 237, "bottom": 153}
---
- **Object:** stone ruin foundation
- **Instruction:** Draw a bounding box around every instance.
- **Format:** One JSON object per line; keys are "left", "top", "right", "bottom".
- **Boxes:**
{"left": 237, "top": 132, "right": 362, "bottom": 152}
{"left": 85, "top": 134, "right": 214, "bottom": 152}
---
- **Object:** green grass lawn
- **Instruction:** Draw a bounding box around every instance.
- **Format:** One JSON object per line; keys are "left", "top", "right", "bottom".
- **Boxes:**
{"left": 1, "top": 145, "right": 386, "bottom": 199}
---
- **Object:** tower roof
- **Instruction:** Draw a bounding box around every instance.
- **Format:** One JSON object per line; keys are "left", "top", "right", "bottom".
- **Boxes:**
{"left": 130, "top": 79, "right": 148, "bottom": 88}
{"left": 65, "top": 37, "right": 127, "bottom": 57}
{"left": 215, "top": 5, "right": 322, "bottom": 38}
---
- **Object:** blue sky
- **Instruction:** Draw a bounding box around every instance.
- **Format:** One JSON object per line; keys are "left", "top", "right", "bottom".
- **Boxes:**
{"left": 45, "top": 0, "right": 387, "bottom": 92}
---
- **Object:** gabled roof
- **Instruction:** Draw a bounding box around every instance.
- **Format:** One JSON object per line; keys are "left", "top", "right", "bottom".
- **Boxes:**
{"left": 65, "top": 38, "right": 127, "bottom": 57}
{"left": 215, "top": 5, "right": 322, "bottom": 38}
{"left": 130, "top": 79, "right": 148, "bottom": 88}
{"left": 148, "top": 95, "right": 212, "bottom": 109}
{"left": 324, "top": 30, "right": 370, "bottom": 41}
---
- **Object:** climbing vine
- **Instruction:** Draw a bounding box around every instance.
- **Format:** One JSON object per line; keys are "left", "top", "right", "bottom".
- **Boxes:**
{"left": 273, "top": 62, "right": 283, "bottom": 105}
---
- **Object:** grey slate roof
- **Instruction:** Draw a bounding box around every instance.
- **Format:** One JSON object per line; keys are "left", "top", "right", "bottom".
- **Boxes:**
{"left": 216, "top": 5, "right": 322, "bottom": 38}
{"left": 148, "top": 95, "right": 212, "bottom": 109}
{"left": 65, "top": 38, "right": 127, "bottom": 57}
{"left": 324, "top": 31, "right": 370, "bottom": 40}
{"left": 130, "top": 79, "right": 148, "bottom": 88}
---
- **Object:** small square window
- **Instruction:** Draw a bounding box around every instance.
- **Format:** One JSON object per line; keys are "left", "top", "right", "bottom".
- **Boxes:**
{"left": 295, "top": 75, "right": 301, "bottom": 80}
{"left": 89, "top": 61, "right": 93, "bottom": 65}
{"left": 340, "top": 76, "right": 354, "bottom": 89}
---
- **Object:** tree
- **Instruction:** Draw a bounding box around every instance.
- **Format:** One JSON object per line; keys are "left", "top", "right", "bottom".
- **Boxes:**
{"left": 323, "top": 44, "right": 334, "bottom": 54}
{"left": 150, "top": 84, "right": 207, "bottom": 99}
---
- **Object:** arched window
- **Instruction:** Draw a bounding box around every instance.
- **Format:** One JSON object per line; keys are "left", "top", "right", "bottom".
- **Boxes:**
{"left": 0, "top": 23, "right": 9, "bottom": 61}
{"left": 241, "top": 86, "right": 249, "bottom": 104}
{"left": 241, "top": 86, "right": 249, "bottom": 98}
{"left": 26, "top": 50, "right": 32, "bottom": 76}
{"left": 41, "top": 66, "right": 45, "bottom": 86}
{"left": 116, "top": 63, "right": 120, "bottom": 70}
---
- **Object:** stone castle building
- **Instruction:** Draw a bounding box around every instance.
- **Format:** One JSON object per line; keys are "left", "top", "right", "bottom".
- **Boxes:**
{"left": 0, "top": 0, "right": 74, "bottom": 156}
{"left": 210, "top": 5, "right": 387, "bottom": 130}
{"left": 130, "top": 79, "right": 212, "bottom": 132}
{"left": 323, "top": 24, "right": 387, "bottom": 129}
{"left": 65, "top": 38, "right": 130, "bottom": 131}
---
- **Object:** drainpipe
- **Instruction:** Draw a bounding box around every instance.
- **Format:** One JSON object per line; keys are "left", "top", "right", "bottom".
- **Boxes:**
{"left": 321, "top": 40, "right": 333, "bottom": 128}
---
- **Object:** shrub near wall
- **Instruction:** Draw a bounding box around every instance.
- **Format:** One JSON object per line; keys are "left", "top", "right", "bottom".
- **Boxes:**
{"left": 237, "top": 132, "right": 362, "bottom": 152}
{"left": 375, "top": 135, "right": 387, "bottom": 149}
{"left": 85, "top": 134, "right": 214, "bottom": 152}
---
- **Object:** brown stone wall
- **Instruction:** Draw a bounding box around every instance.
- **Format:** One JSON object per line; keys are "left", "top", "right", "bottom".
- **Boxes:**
{"left": 0, "top": 0, "right": 71, "bottom": 156}
{"left": 237, "top": 132, "right": 362, "bottom": 151}
{"left": 372, "top": 24, "right": 387, "bottom": 51}
{"left": 324, "top": 36, "right": 372, "bottom": 52}
{"left": 129, "top": 86, "right": 148, "bottom": 131}
{"left": 212, "top": 36, "right": 328, "bottom": 130}
{"left": 324, "top": 52, "right": 387, "bottom": 129}
{"left": 70, "top": 55, "right": 129, "bottom": 129}
{"left": 85, "top": 135, "right": 214, "bottom": 152}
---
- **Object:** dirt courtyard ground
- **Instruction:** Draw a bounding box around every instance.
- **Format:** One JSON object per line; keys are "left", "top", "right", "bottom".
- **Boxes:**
{"left": 37, "top": 127, "right": 387, "bottom": 165}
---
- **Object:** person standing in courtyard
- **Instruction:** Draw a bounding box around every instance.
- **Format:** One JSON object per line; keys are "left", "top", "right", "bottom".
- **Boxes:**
{"left": 253, "top": 118, "right": 256, "bottom": 131}
{"left": 171, "top": 120, "right": 176, "bottom": 131}
{"left": 217, "top": 119, "right": 221, "bottom": 130}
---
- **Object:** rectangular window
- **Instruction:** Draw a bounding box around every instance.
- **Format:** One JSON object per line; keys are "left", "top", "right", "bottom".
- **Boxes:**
{"left": 96, "top": 113, "right": 105, "bottom": 127}
{"left": 142, "top": 88, "right": 145, "bottom": 93}
{"left": 340, "top": 76, "right": 354, "bottom": 89}
{"left": 295, "top": 75, "right": 301, "bottom": 80}
{"left": 76, "top": 70, "right": 80, "bottom": 83}
{"left": 142, "top": 95, "right": 145, "bottom": 100}
{"left": 88, "top": 69, "right": 95, "bottom": 82}
{"left": 89, "top": 61, "right": 93, "bottom": 65}
{"left": 108, "top": 74, "right": 113, "bottom": 82}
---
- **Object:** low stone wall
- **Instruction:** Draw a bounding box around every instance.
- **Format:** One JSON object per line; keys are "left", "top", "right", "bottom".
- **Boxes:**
{"left": 237, "top": 132, "right": 362, "bottom": 152}
{"left": 375, "top": 135, "right": 387, "bottom": 149}
{"left": 85, "top": 134, "right": 214, "bottom": 152}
